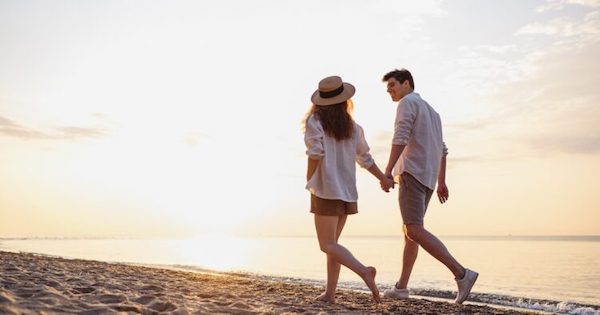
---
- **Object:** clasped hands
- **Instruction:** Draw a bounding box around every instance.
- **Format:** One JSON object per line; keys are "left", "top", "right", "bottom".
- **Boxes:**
{"left": 380, "top": 174, "right": 395, "bottom": 193}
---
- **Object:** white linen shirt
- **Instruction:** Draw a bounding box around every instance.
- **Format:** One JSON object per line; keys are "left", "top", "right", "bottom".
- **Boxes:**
{"left": 392, "top": 92, "right": 448, "bottom": 190}
{"left": 304, "top": 114, "right": 374, "bottom": 202}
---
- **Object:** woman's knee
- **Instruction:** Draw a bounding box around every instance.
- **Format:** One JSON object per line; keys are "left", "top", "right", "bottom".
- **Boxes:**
{"left": 318, "top": 241, "right": 335, "bottom": 254}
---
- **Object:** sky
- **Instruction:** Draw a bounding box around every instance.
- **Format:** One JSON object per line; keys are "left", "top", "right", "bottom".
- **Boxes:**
{"left": 1, "top": 0, "right": 599, "bottom": 238}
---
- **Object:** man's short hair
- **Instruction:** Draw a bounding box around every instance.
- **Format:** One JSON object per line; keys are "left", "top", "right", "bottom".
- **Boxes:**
{"left": 382, "top": 68, "right": 414, "bottom": 90}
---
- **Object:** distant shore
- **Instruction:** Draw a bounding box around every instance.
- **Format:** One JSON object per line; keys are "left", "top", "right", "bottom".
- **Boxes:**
{"left": 0, "top": 250, "right": 538, "bottom": 314}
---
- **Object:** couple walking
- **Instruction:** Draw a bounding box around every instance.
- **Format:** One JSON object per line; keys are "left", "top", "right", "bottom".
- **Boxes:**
{"left": 303, "top": 69, "right": 478, "bottom": 304}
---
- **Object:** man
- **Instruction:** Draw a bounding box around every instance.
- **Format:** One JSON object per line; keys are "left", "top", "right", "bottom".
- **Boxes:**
{"left": 381, "top": 69, "right": 478, "bottom": 304}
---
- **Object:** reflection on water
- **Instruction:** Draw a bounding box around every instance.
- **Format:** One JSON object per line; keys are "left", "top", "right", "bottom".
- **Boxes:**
{"left": 178, "top": 235, "right": 258, "bottom": 270}
{"left": 1, "top": 235, "right": 599, "bottom": 307}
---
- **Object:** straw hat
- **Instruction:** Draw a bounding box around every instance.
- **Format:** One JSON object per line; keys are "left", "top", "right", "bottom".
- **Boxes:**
{"left": 311, "top": 76, "right": 355, "bottom": 106}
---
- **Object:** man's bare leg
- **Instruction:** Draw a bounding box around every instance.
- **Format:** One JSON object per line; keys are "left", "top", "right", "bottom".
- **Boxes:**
{"left": 397, "top": 226, "right": 419, "bottom": 289}
{"left": 405, "top": 224, "right": 464, "bottom": 278}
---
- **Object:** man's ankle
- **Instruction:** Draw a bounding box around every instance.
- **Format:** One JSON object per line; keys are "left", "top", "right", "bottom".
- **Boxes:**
{"left": 455, "top": 268, "right": 466, "bottom": 280}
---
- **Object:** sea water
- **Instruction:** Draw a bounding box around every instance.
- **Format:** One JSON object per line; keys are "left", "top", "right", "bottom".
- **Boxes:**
{"left": 1, "top": 235, "right": 599, "bottom": 315}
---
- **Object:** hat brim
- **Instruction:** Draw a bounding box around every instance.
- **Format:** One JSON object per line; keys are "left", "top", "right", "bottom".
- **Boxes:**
{"left": 311, "top": 82, "right": 355, "bottom": 106}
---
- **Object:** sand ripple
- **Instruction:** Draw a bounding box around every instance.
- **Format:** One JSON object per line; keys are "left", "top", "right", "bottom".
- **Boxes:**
{"left": 0, "top": 250, "right": 537, "bottom": 314}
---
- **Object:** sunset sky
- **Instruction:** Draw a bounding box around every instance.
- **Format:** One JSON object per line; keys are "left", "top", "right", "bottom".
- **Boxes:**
{"left": 1, "top": 0, "right": 599, "bottom": 238}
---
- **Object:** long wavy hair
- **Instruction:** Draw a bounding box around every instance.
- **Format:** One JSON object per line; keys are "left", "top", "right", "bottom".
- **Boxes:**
{"left": 302, "top": 99, "right": 354, "bottom": 141}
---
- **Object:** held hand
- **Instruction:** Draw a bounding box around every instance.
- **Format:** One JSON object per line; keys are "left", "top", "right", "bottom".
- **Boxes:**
{"left": 385, "top": 171, "right": 393, "bottom": 180}
{"left": 380, "top": 180, "right": 389, "bottom": 192}
{"left": 437, "top": 182, "right": 449, "bottom": 204}
{"left": 380, "top": 177, "right": 395, "bottom": 192}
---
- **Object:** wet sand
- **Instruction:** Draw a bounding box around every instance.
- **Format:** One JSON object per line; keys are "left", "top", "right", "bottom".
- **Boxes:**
{"left": 0, "top": 250, "right": 538, "bottom": 314}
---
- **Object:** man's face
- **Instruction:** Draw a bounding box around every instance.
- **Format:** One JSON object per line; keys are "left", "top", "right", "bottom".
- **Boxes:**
{"left": 386, "top": 77, "right": 408, "bottom": 102}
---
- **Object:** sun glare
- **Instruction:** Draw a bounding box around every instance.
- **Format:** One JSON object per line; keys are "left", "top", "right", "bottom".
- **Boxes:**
{"left": 184, "top": 234, "right": 256, "bottom": 271}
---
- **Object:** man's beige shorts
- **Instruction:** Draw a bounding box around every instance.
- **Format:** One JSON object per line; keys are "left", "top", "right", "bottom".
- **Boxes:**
{"left": 310, "top": 194, "right": 358, "bottom": 216}
{"left": 398, "top": 172, "right": 433, "bottom": 225}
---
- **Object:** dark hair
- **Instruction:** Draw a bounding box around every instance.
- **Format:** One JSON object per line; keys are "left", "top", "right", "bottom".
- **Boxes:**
{"left": 305, "top": 100, "right": 354, "bottom": 141}
{"left": 382, "top": 68, "right": 415, "bottom": 90}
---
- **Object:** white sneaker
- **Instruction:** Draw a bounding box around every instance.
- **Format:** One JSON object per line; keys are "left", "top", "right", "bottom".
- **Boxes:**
{"left": 455, "top": 268, "right": 478, "bottom": 304}
{"left": 383, "top": 285, "right": 409, "bottom": 299}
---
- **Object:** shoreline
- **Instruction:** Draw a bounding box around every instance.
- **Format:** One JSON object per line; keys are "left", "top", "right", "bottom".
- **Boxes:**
{"left": 0, "top": 250, "right": 541, "bottom": 314}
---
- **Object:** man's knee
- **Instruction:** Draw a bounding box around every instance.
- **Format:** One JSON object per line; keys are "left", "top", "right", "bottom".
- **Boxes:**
{"left": 404, "top": 224, "right": 424, "bottom": 241}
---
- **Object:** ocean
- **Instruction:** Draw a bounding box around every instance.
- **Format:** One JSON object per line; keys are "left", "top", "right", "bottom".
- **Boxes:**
{"left": 1, "top": 235, "right": 598, "bottom": 315}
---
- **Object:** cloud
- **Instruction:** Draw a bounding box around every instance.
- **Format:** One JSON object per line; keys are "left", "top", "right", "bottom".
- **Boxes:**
{"left": 0, "top": 115, "right": 106, "bottom": 141}
{"left": 420, "top": 7, "right": 600, "bottom": 163}
{"left": 183, "top": 132, "right": 207, "bottom": 147}
{"left": 516, "top": 11, "right": 600, "bottom": 38}
{"left": 435, "top": 7, "right": 600, "bottom": 159}
{"left": 529, "top": 132, "right": 600, "bottom": 154}
{"left": 446, "top": 120, "right": 494, "bottom": 132}
{"left": 537, "top": 0, "right": 600, "bottom": 12}
{"left": 57, "top": 127, "right": 105, "bottom": 139}
{"left": 374, "top": 0, "right": 445, "bottom": 15}
{"left": 440, "top": 44, "right": 534, "bottom": 101}
{"left": 488, "top": 25, "right": 600, "bottom": 155}
{"left": 0, "top": 116, "right": 19, "bottom": 128}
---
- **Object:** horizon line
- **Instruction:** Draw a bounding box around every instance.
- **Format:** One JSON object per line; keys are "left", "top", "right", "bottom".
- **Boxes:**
{"left": 1, "top": 234, "right": 599, "bottom": 240}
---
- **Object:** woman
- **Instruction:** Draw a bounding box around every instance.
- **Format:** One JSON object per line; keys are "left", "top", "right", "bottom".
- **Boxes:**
{"left": 303, "top": 75, "right": 394, "bottom": 303}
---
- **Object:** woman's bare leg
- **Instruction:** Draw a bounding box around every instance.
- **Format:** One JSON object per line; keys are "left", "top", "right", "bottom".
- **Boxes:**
{"left": 316, "top": 215, "right": 346, "bottom": 302}
{"left": 314, "top": 214, "right": 380, "bottom": 303}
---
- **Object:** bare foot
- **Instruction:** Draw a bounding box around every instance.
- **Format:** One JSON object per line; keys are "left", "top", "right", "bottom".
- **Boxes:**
{"left": 361, "top": 266, "right": 381, "bottom": 303}
{"left": 315, "top": 292, "right": 336, "bottom": 304}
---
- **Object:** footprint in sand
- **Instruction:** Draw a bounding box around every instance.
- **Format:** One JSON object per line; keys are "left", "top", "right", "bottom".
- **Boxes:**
{"left": 35, "top": 290, "right": 69, "bottom": 306}
{"left": 132, "top": 294, "right": 155, "bottom": 304}
{"left": 14, "top": 287, "right": 43, "bottom": 299}
{"left": 109, "top": 303, "right": 142, "bottom": 313}
{"left": 140, "top": 285, "right": 163, "bottom": 292}
{"left": 229, "top": 301, "right": 252, "bottom": 310}
{"left": 78, "top": 306, "right": 115, "bottom": 315}
{"left": 197, "top": 293, "right": 217, "bottom": 299}
{"left": 147, "top": 300, "right": 177, "bottom": 312}
{"left": 71, "top": 287, "right": 96, "bottom": 294}
{"left": 97, "top": 294, "right": 127, "bottom": 304}
{"left": 43, "top": 280, "right": 61, "bottom": 288}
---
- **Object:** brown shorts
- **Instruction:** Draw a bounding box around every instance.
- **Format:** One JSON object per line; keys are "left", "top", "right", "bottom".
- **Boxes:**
{"left": 310, "top": 194, "right": 358, "bottom": 216}
{"left": 398, "top": 172, "right": 433, "bottom": 225}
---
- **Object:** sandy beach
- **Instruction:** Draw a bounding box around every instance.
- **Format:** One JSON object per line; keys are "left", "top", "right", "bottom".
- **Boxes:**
{"left": 0, "top": 250, "right": 538, "bottom": 315}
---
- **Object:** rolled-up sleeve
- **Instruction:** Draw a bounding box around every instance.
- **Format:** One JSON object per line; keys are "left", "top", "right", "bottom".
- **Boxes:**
{"left": 355, "top": 124, "right": 374, "bottom": 169}
{"left": 442, "top": 141, "right": 448, "bottom": 156}
{"left": 304, "top": 115, "right": 324, "bottom": 160}
{"left": 392, "top": 100, "right": 416, "bottom": 146}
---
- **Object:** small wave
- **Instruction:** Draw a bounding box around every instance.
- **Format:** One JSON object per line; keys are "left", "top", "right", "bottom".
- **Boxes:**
{"left": 511, "top": 300, "right": 600, "bottom": 315}
{"left": 260, "top": 276, "right": 600, "bottom": 315}
{"left": 161, "top": 266, "right": 600, "bottom": 315}
{"left": 411, "top": 288, "right": 600, "bottom": 315}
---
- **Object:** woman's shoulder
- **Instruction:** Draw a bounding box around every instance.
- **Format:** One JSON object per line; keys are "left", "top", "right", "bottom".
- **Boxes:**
{"left": 305, "top": 113, "right": 323, "bottom": 131}
{"left": 307, "top": 113, "right": 321, "bottom": 124}
{"left": 353, "top": 121, "right": 366, "bottom": 135}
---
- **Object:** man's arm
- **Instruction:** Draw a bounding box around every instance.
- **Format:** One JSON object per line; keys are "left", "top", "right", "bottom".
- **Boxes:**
{"left": 437, "top": 154, "right": 449, "bottom": 203}
{"left": 385, "top": 144, "right": 405, "bottom": 178}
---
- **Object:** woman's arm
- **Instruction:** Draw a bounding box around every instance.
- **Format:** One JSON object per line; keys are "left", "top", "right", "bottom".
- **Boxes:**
{"left": 367, "top": 162, "right": 395, "bottom": 192}
{"left": 307, "top": 157, "right": 320, "bottom": 181}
